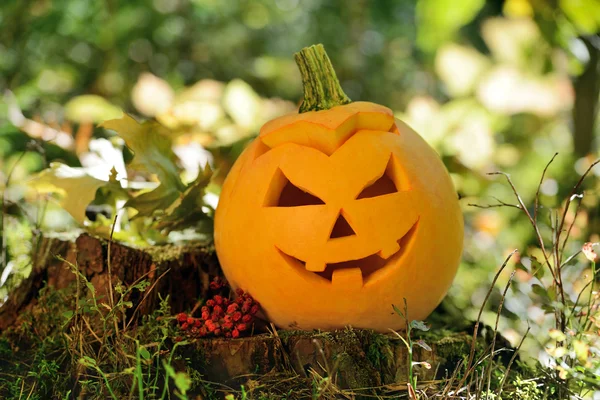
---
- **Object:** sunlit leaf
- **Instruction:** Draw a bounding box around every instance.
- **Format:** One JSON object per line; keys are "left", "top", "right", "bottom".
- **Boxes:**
{"left": 559, "top": 0, "right": 600, "bottom": 34}
{"left": 64, "top": 95, "right": 123, "bottom": 123}
{"left": 435, "top": 44, "right": 489, "bottom": 97}
{"left": 101, "top": 114, "right": 187, "bottom": 219}
{"left": 27, "top": 162, "right": 108, "bottom": 224}
{"left": 573, "top": 339, "right": 589, "bottom": 363}
{"left": 481, "top": 18, "right": 540, "bottom": 65}
{"left": 416, "top": 0, "right": 485, "bottom": 52}
{"left": 223, "top": 79, "right": 262, "bottom": 131}
{"left": 548, "top": 329, "right": 566, "bottom": 342}
{"left": 131, "top": 73, "right": 175, "bottom": 117}
{"left": 503, "top": 0, "right": 534, "bottom": 18}
{"left": 174, "top": 371, "right": 191, "bottom": 394}
{"left": 100, "top": 114, "right": 183, "bottom": 190}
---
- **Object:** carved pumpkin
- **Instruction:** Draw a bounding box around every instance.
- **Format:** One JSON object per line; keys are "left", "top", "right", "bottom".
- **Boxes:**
{"left": 215, "top": 45, "right": 463, "bottom": 331}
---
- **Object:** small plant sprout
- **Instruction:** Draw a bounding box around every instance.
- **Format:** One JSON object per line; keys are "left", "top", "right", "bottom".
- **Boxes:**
{"left": 390, "top": 299, "right": 432, "bottom": 399}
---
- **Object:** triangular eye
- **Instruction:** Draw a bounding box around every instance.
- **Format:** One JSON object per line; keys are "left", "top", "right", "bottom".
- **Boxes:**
{"left": 278, "top": 180, "right": 325, "bottom": 207}
{"left": 356, "top": 174, "right": 398, "bottom": 199}
{"left": 264, "top": 169, "right": 325, "bottom": 207}
{"left": 356, "top": 154, "right": 408, "bottom": 199}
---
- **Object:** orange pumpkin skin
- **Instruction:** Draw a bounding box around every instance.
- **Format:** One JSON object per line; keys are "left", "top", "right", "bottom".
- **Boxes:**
{"left": 214, "top": 101, "right": 463, "bottom": 331}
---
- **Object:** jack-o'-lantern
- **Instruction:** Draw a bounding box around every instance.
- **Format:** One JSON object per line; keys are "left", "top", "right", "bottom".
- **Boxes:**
{"left": 214, "top": 45, "right": 463, "bottom": 331}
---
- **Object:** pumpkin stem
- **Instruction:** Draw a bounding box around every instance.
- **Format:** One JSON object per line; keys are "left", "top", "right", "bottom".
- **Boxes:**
{"left": 294, "top": 44, "right": 352, "bottom": 113}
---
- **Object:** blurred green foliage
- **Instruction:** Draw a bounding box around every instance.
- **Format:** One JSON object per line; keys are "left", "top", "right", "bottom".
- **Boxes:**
{"left": 1, "top": 0, "right": 600, "bottom": 384}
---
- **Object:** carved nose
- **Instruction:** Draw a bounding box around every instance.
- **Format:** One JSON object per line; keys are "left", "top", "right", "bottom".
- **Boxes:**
{"left": 329, "top": 212, "right": 356, "bottom": 239}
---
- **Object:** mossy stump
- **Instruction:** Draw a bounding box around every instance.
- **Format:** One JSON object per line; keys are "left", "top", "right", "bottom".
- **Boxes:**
{"left": 0, "top": 233, "right": 491, "bottom": 398}
{"left": 187, "top": 328, "right": 478, "bottom": 397}
{"left": 0, "top": 232, "right": 219, "bottom": 330}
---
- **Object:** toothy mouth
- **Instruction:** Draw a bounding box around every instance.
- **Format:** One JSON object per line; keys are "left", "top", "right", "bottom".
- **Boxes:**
{"left": 276, "top": 220, "right": 419, "bottom": 288}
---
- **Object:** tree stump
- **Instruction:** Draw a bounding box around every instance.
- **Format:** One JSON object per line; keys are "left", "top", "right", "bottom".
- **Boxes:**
{"left": 184, "top": 328, "right": 477, "bottom": 397}
{"left": 0, "top": 232, "right": 219, "bottom": 330}
{"left": 0, "top": 232, "right": 490, "bottom": 399}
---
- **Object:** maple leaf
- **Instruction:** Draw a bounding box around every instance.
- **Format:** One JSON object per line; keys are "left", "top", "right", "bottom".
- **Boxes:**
{"left": 28, "top": 163, "right": 110, "bottom": 224}
{"left": 100, "top": 114, "right": 185, "bottom": 192}
{"left": 100, "top": 114, "right": 186, "bottom": 218}
{"left": 124, "top": 184, "right": 180, "bottom": 219}
{"left": 155, "top": 164, "right": 214, "bottom": 233}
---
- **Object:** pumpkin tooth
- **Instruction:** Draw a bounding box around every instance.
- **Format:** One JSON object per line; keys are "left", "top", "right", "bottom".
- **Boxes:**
{"left": 331, "top": 268, "right": 363, "bottom": 289}
{"left": 305, "top": 261, "right": 326, "bottom": 272}
{"left": 378, "top": 242, "right": 401, "bottom": 259}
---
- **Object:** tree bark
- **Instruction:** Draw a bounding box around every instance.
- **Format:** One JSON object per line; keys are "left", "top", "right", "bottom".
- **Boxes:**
{"left": 573, "top": 36, "right": 600, "bottom": 157}
{"left": 186, "top": 328, "right": 481, "bottom": 397}
{"left": 0, "top": 232, "right": 219, "bottom": 330}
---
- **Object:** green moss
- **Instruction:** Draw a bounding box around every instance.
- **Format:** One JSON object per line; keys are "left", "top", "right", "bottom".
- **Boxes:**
{"left": 434, "top": 333, "right": 474, "bottom": 360}
{"left": 277, "top": 328, "right": 335, "bottom": 344}
{"left": 364, "top": 332, "right": 394, "bottom": 371}
{"left": 144, "top": 242, "right": 214, "bottom": 263}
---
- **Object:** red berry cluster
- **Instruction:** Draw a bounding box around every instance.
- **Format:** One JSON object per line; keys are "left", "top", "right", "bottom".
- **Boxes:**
{"left": 175, "top": 278, "right": 260, "bottom": 339}
{"left": 209, "top": 276, "right": 226, "bottom": 291}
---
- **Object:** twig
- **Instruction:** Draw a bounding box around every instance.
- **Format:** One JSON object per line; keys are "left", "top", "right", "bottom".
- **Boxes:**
{"left": 125, "top": 267, "right": 171, "bottom": 330}
{"left": 485, "top": 270, "right": 515, "bottom": 395}
{"left": 534, "top": 153, "right": 558, "bottom": 224}
{"left": 555, "top": 159, "right": 600, "bottom": 257}
{"left": 457, "top": 249, "right": 517, "bottom": 392}
{"left": 468, "top": 196, "right": 521, "bottom": 210}
{"left": 106, "top": 214, "right": 119, "bottom": 343}
{"left": 561, "top": 251, "right": 581, "bottom": 270}
{"left": 559, "top": 197, "right": 583, "bottom": 263}
{"left": 497, "top": 324, "right": 531, "bottom": 395}
{"left": 488, "top": 172, "right": 558, "bottom": 283}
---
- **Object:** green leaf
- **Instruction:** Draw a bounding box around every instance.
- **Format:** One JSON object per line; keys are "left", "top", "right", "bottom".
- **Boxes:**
{"left": 559, "top": 0, "right": 600, "bottom": 34}
{"left": 162, "top": 361, "right": 176, "bottom": 378}
{"left": 173, "top": 371, "right": 191, "bottom": 394}
{"left": 531, "top": 284, "right": 550, "bottom": 303}
{"left": 125, "top": 183, "right": 180, "bottom": 219}
{"left": 155, "top": 164, "right": 214, "bottom": 232}
{"left": 100, "top": 114, "right": 184, "bottom": 191}
{"left": 101, "top": 114, "right": 188, "bottom": 220}
{"left": 85, "top": 281, "right": 96, "bottom": 296}
{"left": 64, "top": 95, "right": 123, "bottom": 123}
{"left": 416, "top": 0, "right": 485, "bottom": 52}
{"left": 548, "top": 329, "right": 566, "bottom": 342}
{"left": 79, "top": 356, "right": 97, "bottom": 367}
{"left": 27, "top": 163, "right": 108, "bottom": 224}
{"left": 410, "top": 320, "right": 430, "bottom": 332}
{"left": 392, "top": 304, "right": 406, "bottom": 320}
{"left": 139, "top": 348, "right": 151, "bottom": 360}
